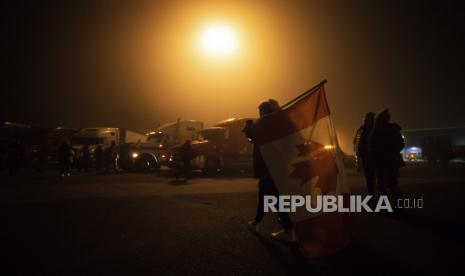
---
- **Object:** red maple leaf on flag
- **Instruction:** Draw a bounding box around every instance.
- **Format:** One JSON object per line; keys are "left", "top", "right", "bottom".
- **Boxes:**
{"left": 289, "top": 141, "right": 338, "bottom": 195}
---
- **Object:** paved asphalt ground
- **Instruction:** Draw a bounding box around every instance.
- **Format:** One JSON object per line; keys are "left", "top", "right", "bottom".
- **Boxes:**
{"left": 1, "top": 164, "right": 464, "bottom": 275}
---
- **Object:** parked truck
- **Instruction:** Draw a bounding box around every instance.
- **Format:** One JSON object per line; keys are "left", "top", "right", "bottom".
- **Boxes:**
{"left": 0, "top": 122, "right": 78, "bottom": 170}
{"left": 173, "top": 118, "right": 255, "bottom": 173}
{"left": 147, "top": 119, "right": 204, "bottom": 147}
{"left": 71, "top": 127, "right": 146, "bottom": 170}
{"left": 130, "top": 120, "right": 204, "bottom": 170}
{"left": 72, "top": 127, "right": 146, "bottom": 148}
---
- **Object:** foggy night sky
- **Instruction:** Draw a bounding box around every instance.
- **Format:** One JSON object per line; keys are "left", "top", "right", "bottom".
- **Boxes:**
{"left": 2, "top": 0, "right": 465, "bottom": 152}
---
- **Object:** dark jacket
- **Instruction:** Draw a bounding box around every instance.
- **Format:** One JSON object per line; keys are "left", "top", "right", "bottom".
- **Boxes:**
{"left": 354, "top": 125, "right": 372, "bottom": 160}
{"left": 58, "top": 143, "right": 73, "bottom": 164}
{"left": 252, "top": 145, "right": 272, "bottom": 179}
{"left": 371, "top": 123, "right": 405, "bottom": 168}
{"left": 244, "top": 126, "right": 271, "bottom": 179}
{"left": 95, "top": 146, "right": 103, "bottom": 160}
{"left": 178, "top": 143, "right": 196, "bottom": 162}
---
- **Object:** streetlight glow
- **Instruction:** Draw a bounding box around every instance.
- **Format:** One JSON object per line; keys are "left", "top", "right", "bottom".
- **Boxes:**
{"left": 199, "top": 24, "right": 238, "bottom": 56}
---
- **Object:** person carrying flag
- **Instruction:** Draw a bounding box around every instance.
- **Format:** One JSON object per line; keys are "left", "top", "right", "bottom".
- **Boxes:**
{"left": 244, "top": 81, "right": 353, "bottom": 258}
{"left": 244, "top": 99, "right": 296, "bottom": 242}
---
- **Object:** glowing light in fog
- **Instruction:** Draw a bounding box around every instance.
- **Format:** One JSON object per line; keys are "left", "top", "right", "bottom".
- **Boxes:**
{"left": 200, "top": 24, "right": 237, "bottom": 55}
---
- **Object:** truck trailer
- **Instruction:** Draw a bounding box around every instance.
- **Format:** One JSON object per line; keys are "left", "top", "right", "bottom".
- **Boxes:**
{"left": 71, "top": 127, "right": 146, "bottom": 170}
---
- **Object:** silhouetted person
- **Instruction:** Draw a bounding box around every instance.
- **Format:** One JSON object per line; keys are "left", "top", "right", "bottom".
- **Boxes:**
{"left": 371, "top": 109, "right": 405, "bottom": 206}
{"left": 95, "top": 144, "right": 104, "bottom": 170}
{"left": 354, "top": 112, "right": 376, "bottom": 196}
{"left": 105, "top": 141, "right": 118, "bottom": 172}
{"left": 74, "top": 147, "right": 82, "bottom": 172}
{"left": 81, "top": 144, "right": 91, "bottom": 172}
{"left": 7, "top": 140, "right": 24, "bottom": 176}
{"left": 244, "top": 99, "right": 295, "bottom": 242}
{"left": 177, "top": 140, "right": 196, "bottom": 179}
{"left": 58, "top": 141, "right": 73, "bottom": 177}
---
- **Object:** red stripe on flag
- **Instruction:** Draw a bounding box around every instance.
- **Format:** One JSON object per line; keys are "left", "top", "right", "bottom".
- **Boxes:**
{"left": 251, "top": 86, "right": 330, "bottom": 146}
{"left": 294, "top": 193, "right": 355, "bottom": 258}
{"left": 294, "top": 212, "right": 354, "bottom": 258}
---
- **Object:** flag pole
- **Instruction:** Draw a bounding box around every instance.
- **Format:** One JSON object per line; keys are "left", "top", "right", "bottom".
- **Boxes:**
{"left": 281, "top": 79, "right": 327, "bottom": 110}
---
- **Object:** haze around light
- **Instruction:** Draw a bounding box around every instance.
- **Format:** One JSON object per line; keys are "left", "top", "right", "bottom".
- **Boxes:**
{"left": 199, "top": 24, "right": 238, "bottom": 56}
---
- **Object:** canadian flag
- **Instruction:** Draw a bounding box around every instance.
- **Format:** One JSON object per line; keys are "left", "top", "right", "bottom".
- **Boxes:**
{"left": 251, "top": 82, "right": 353, "bottom": 258}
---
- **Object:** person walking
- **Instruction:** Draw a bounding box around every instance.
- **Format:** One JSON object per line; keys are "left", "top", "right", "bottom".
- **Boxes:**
{"left": 244, "top": 99, "right": 295, "bottom": 242}
{"left": 105, "top": 141, "right": 118, "bottom": 172}
{"left": 58, "top": 141, "right": 73, "bottom": 177}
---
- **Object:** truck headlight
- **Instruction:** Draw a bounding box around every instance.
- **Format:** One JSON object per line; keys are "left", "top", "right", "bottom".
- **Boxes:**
{"left": 132, "top": 153, "right": 139, "bottom": 158}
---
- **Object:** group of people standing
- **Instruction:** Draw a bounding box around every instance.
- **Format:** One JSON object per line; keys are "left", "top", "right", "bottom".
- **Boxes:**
{"left": 57, "top": 140, "right": 118, "bottom": 177}
{"left": 354, "top": 109, "right": 405, "bottom": 207}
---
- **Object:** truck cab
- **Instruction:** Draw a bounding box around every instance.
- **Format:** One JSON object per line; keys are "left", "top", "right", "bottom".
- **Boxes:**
{"left": 189, "top": 118, "right": 255, "bottom": 173}
{"left": 131, "top": 120, "right": 204, "bottom": 169}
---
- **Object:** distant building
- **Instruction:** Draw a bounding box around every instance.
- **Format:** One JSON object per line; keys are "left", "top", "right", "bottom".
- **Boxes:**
{"left": 402, "top": 127, "right": 465, "bottom": 162}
